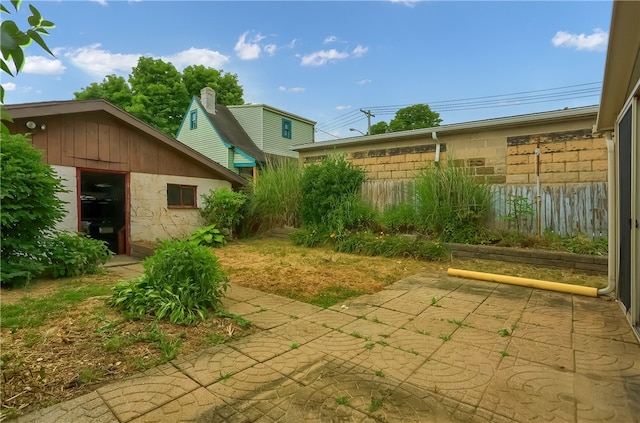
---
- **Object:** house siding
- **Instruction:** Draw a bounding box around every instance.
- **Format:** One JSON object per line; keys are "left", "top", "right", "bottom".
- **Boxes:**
{"left": 229, "top": 104, "right": 314, "bottom": 159}
{"left": 129, "top": 173, "right": 230, "bottom": 242}
{"left": 228, "top": 107, "right": 265, "bottom": 150}
{"left": 176, "top": 102, "right": 231, "bottom": 170}
{"left": 263, "top": 109, "right": 297, "bottom": 158}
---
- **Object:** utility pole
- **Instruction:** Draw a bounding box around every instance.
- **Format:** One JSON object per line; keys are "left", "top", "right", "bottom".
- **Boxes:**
{"left": 360, "top": 109, "right": 375, "bottom": 135}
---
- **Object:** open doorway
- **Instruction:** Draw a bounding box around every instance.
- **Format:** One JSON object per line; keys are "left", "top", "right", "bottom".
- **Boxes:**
{"left": 79, "top": 171, "right": 127, "bottom": 255}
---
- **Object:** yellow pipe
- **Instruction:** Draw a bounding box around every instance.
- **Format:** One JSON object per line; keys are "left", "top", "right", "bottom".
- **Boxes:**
{"left": 447, "top": 268, "right": 598, "bottom": 297}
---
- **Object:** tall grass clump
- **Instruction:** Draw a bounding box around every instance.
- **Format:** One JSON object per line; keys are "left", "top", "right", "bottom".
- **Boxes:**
{"left": 415, "top": 162, "right": 493, "bottom": 243}
{"left": 245, "top": 157, "right": 303, "bottom": 232}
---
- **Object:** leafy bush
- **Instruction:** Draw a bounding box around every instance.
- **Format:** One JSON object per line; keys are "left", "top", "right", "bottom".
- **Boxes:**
{"left": 333, "top": 232, "right": 447, "bottom": 260}
{"left": 245, "top": 158, "right": 303, "bottom": 232}
{"left": 380, "top": 202, "right": 417, "bottom": 233}
{"left": 415, "top": 163, "right": 493, "bottom": 243}
{"left": 500, "top": 194, "right": 535, "bottom": 233}
{"left": 45, "top": 232, "right": 112, "bottom": 278}
{"left": 323, "top": 193, "right": 378, "bottom": 236}
{"left": 110, "top": 239, "right": 229, "bottom": 325}
{"left": 300, "top": 155, "right": 365, "bottom": 227}
{"left": 289, "top": 226, "right": 331, "bottom": 248}
{"left": 190, "top": 225, "right": 225, "bottom": 248}
{"left": 200, "top": 187, "right": 247, "bottom": 239}
{"left": 1, "top": 134, "right": 67, "bottom": 286}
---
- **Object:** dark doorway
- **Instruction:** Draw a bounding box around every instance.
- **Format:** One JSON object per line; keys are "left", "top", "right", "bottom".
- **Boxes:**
{"left": 79, "top": 171, "right": 127, "bottom": 254}
{"left": 618, "top": 107, "right": 632, "bottom": 313}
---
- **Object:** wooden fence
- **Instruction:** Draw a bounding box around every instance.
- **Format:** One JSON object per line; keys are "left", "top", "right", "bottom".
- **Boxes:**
{"left": 361, "top": 180, "right": 608, "bottom": 238}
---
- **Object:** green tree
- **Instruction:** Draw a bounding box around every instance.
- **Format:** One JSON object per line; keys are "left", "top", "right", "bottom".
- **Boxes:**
{"left": 1, "top": 134, "right": 67, "bottom": 285}
{"left": 370, "top": 121, "right": 390, "bottom": 135}
{"left": 182, "top": 65, "right": 244, "bottom": 106}
{"left": 73, "top": 74, "right": 132, "bottom": 110}
{"left": 389, "top": 104, "right": 442, "bottom": 132}
{"left": 74, "top": 58, "right": 245, "bottom": 135}
{"left": 370, "top": 104, "right": 442, "bottom": 135}
{"left": 127, "top": 57, "right": 190, "bottom": 135}
{"left": 1, "top": 0, "right": 55, "bottom": 132}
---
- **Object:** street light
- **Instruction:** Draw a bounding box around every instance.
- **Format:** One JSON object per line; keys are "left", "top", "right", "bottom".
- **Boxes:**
{"left": 349, "top": 128, "right": 365, "bottom": 136}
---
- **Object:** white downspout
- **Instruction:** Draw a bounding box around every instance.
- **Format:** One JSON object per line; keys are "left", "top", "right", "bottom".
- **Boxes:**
{"left": 432, "top": 132, "right": 440, "bottom": 165}
{"left": 599, "top": 131, "right": 616, "bottom": 296}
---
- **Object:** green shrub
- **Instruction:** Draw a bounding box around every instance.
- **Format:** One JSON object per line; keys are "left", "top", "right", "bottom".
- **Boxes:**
{"left": 110, "top": 239, "right": 229, "bottom": 325}
{"left": 290, "top": 226, "right": 330, "bottom": 248}
{"left": 45, "top": 232, "right": 112, "bottom": 278}
{"left": 300, "top": 155, "right": 365, "bottom": 227}
{"left": 500, "top": 194, "right": 535, "bottom": 233}
{"left": 245, "top": 158, "right": 303, "bottom": 232}
{"left": 1, "top": 134, "right": 67, "bottom": 286}
{"left": 333, "top": 232, "right": 447, "bottom": 260}
{"left": 200, "top": 187, "right": 247, "bottom": 239}
{"left": 380, "top": 202, "right": 417, "bottom": 233}
{"left": 323, "top": 193, "right": 378, "bottom": 236}
{"left": 543, "top": 230, "right": 608, "bottom": 256}
{"left": 415, "top": 163, "right": 493, "bottom": 243}
{"left": 190, "top": 225, "right": 225, "bottom": 248}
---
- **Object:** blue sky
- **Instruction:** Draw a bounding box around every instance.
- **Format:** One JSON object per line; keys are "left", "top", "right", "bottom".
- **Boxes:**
{"left": 3, "top": 1, "right": 613, "bottom": 141}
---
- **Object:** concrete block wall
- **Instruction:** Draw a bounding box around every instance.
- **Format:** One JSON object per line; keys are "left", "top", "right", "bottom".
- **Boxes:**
{"left": 506, "top": 129, "right": 607, "bottom": 185}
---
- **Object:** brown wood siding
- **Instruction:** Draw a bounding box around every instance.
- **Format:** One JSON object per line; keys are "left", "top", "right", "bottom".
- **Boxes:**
{"left": 8, "top": 111, "right": 218, "bottom": 179}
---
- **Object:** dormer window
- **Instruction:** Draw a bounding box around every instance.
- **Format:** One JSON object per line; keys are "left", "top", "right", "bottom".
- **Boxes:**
{"left": 190, "top": 110, "right": 197, "bottom": 130}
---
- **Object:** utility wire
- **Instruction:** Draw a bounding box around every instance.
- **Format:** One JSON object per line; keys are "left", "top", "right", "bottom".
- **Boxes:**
{"left": 316, "top": 82, "right": 601, "bottom": 132}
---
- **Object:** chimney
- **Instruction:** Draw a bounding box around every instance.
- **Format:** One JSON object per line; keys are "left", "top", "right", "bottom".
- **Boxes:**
{"left": 200, "top": 87, "right": 216, "bottom": 114}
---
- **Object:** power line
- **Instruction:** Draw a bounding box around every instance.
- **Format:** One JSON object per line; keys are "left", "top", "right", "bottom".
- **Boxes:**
{"left": 316, "top": 82, "right": 601, "bottom": 131}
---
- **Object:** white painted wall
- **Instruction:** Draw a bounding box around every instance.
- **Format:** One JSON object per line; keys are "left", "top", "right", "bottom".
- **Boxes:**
{"left": 129, "top": 172, "right": 230, "bottom": 242}
{"left": 51, "top": 165, "right": 78, "bottom": 232}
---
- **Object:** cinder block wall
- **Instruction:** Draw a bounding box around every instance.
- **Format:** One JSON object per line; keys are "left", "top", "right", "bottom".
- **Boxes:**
{"left": 506, "top": 129, "right": 607, "bottom": 184}
{"left": 302, "top": 115, "right": 606, "bottom": 187}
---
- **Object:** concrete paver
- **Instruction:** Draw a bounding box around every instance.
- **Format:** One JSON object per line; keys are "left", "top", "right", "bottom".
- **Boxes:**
{"left": 14, "top": 269, "right": 640, "bottom": 423}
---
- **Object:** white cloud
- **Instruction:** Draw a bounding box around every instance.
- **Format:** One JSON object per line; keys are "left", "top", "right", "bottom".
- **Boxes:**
{"left": 324, "top": 35, "right": 340, "bottom": 44}
{"left": 91, "top": 0, "right": 108, "bottom": 5}
{"left": 264, "top": 44, "right": 277, "bottom": 56}
{"left": 235, "top": 31, "right": 265, "bottom": 60}
{"left": 357, "top": 79, "right": 372, "bottom": 85}
{"left": 301, "top": 49, "right": 349, "bottom": 66}
{"left": 64, "top": 44, "right": 139, "bottom": 75}
{"left": 1, "top": 82, "right": 16, "bottom": 91}
{"left": 551, "top": 28, "right": 608, "bottom": 52}
{"left": 352, "top": 45, "right": 368, "bottom": 57}
{"left": 335, "top": 105, "right": 351, "bottom": 110}
{"left": 391, "top": 0, "right": 419, "bottom": 7}
{"left": 163, "top": 48, "right": 229, "bottom": 69}
{"left": 22, "top": 56, "right": 66, "bottom": 74}
{"left": 278, "top": 86, "right": 305, "bottom": 93}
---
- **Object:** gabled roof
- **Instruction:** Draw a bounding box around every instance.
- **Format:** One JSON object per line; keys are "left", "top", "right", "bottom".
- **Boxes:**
{"left": 199, "top": 101, "right": 266, "bottom": 162}
{"left": 5, "top": 99, "right": 247, "bottom": 188}
{"left": 293, "top": 105, "right": 599, "bottom": 152}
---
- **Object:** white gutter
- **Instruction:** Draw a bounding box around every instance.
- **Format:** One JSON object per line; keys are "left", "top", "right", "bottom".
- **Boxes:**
{"left": 599, "top": 131, "right": 616, "bottom": 296}
{"left": 432, "top": 131, "right": 440, "bottom": 164}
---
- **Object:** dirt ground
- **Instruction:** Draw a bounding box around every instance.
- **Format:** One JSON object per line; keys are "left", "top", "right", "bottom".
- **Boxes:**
{"left": 0, "top": 238, "right": 607, "bottom": 420}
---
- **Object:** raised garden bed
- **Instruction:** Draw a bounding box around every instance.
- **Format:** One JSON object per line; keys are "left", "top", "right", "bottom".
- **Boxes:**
{"left": 446, "top": 243, "right": 607, "bottom": 275}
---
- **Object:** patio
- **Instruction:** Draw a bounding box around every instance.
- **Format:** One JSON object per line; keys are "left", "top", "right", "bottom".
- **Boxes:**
{"left": 16, "top": 266, "right": 640, "bottom": 422}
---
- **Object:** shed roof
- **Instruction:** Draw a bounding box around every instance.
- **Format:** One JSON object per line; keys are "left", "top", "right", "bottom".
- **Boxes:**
{"left": 5, "top": 99, "right": 247, "bottom": 188}
{"left": 293, "top": 105, "right": 599, "bottom": 152}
